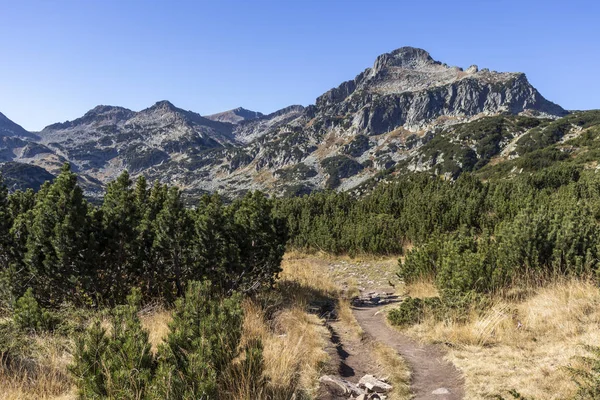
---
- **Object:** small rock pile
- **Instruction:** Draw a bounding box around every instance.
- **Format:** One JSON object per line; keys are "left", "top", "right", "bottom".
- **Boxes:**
{"left": 351, "top": 291, "right": 399, "bottom": 307}
{"left": 318, "top": 374, "right": 393, "bottom": 399}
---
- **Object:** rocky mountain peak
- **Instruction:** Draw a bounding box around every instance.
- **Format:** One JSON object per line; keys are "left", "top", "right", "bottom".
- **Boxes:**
{"left": 0, "top": 46, "right": 573, "bottom": 199}
{"left": 82, "top": 105, "right": 135, "bottom": 122}
{"left": 0, "top": 112, "right": 34, "bottom": 138}
{"left": 43, "top": 105, "right": 134, "bottom": 131}
{"left": 135, "top": 101, "right": 193, "bottom": 124}
{"left": 373, "top": 47, "right": 437, "bottom": 73}
{"left": 149, "top": 100, "right": 178, "bottom": 111}
{"left": 0, "top": 112, "right": 11, "bottom": 124}
{"left": 205, "top": 107, "right": 265, "bottom": 124}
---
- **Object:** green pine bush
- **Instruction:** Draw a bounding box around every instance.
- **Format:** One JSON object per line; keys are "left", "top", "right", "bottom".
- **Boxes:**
{"left": 13, "top": 288, "right": 54, "bottom": 332}
{"left": 150, "top": 280, "right": 243, "bottom": 399}
{"left": 388, "top": 297, "right": 425, "bottom": 326}
{"left": 566, "top": 345, "right": 600, "bottom": 399}
{"left": 69, "top": 288, "right": 154, "bottom": 399}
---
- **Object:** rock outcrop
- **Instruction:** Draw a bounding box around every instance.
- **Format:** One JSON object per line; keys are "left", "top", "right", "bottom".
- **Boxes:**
{"left": 0, "top": 47, "right": 570, "bottom": 197}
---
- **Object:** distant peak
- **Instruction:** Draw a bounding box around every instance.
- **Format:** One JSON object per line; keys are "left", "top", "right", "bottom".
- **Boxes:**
{"left": 86, "top": 105, "right": 132, "bottom": 116}
{"left": 373, "top": 47, "right": 436, "bottom": 73}
{"left": 151, "top": 100, "right": 177, "bottom": 110}
{"left": 389, "top": 47, "right": 433, "bottom": 62}
{"left": 205, "top": 107, "right": 264, "bottom": 124}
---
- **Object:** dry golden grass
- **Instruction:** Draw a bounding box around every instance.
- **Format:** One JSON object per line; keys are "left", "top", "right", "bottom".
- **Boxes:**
{"left": 404, "top": 278, "right": 438, "bottom": 298}
{"left": 226, "top": 299, "right": 330, "bottom": 399}
{"left": 281, "top": 253, "right": 365, "bottom": 338}
{"left": 140, "top": 308, "right": 172, "bottom": 354}
{"left": 372, "top": 343, "right": 411, "bottom": 400}
{"left": 223, "top": 254, "right": 334, "bottom": 399}
{"left": 403, "top": 278, "right": 600, "bottom": 399}
{"left": 0, "top": 334, "right": 75, "bottom": 400}
{"left": 279, "top": 252, "right": 339, "bottom": 302}
{"left": 281, "top": 253, "right": 411, "bottom": 397}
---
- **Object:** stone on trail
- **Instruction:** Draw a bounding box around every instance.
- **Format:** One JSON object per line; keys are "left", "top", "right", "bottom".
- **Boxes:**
{"left": 358, "top": 374, "right": 393, "bottom": 393}
{"left": 318, "top": 375, "right": 366, "bottom": 397}
{"left": 356, "top": 394, "right": 386, "bottom": 400}
{"left": 432, "top": 387, "right": 451, "bottom": 395}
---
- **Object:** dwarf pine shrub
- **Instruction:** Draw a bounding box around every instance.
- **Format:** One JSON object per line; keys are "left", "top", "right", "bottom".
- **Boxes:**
{"left": 69, "top": 288, "right": 154, "bottom": 399}
{"left": 13, "top": 288, "right": 54, "bottom": 332}
{"left": 567, "top": 345, "right": 600, "bottom": 399}
{"left": 150, "top": 281, "right": 243, "bottom": 399}
{"left": 388, "top": 297, "right": 425, "bottom": 326}
{"left": 70, "top": 282, "right": 250, "bottom": 400}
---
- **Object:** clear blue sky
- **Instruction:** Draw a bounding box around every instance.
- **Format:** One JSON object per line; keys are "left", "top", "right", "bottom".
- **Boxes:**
{"left": 1, "top": 0, "right": 598, "bottom": 131}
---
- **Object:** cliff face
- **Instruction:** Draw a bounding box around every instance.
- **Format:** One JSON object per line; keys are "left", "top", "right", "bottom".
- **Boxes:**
{"left": 316, "top": 47, "right": 565, "bottom": 132}
{"left": 0, "top": 47, "right": 570, "bottom": 197}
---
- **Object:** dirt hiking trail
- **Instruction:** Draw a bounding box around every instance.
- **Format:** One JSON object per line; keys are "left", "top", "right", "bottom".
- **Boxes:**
{"left": 353, "top": 298, "right": 464, "bottom": 399}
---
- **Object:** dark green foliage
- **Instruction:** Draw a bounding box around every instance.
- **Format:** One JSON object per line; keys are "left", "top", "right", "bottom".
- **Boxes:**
{"left": 388, "top": 291, "right": 488, "bottom": 327}
{"left": 567, "top": 345, "right": 600, "bottom": 399}
{"left": 231, "top": 192, "right": 287, "bottom": 291}
{"left": 516, "top": 120, "right": 570, "bottom": 154}
{"left": 321, "top": 155, "right": 364, "bottom": 188}
{"left": 151, "top": 281, "right": 244, "bottom": 399}
{"left": 278, "top": 163, "right": 600, "bottom": 293}
{"left": 387, "top": 297, "right": 425, "bottom": 326}
{"left": 69, "top": 283, "right": 252, "bottom": 400}
{"left": 13, "top": 288, "right": 54, "bottom": 332}
{"left": 70, "top": 288, "right": 154, "bottom": 400}
{"left": 97, "top": 171, "right": 143, "bottom": 303}
{"left": 516, "top": 111, "right": 600, "bottom": 155}
{"left": 24, "top": 163, "right": 94, "bottom": 307}
{"left": 153, "top": 187, "right": 194, "bottom": 299}
{"left": 0, "top": 165, "right": 286, "bottom": 307}
{"left": 420, "top": 135, "right": 478, "bottom": 177}
{"left": 399, "top": 238, "right": 443, "bottom": 283}
{"left": 388, "top": 296, "right": 443, "bottom": 327}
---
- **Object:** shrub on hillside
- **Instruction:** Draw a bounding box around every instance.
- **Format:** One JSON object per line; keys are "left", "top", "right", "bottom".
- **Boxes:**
{"left": 13, "top": 288, "right": 55, "bottom": 332}
{"left": 70, "top": 282, "right": 251, "bottom": 399}
{"left": 398, "top": 238, "right": 443, "bottom": 283}
{"left": 69, "top": 288, "right": 154, "bottom": 399}
{"left": 388, "top": 297, "right": 442, "bottom": 327}
{"left": 151, "top": 281, "right": 243, "bottom": 399}
{"left": 566, "top": 345, "right": 600, "bottom": 399}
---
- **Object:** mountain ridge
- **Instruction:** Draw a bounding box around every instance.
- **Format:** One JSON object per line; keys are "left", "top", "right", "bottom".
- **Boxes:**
{"left": 0, "top": 46, "right": 579, "bottom": 197}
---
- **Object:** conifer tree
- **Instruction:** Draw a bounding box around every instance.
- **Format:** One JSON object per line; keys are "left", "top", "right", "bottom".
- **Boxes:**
{"left": 231, "top": 191, "right": 286, "bottom": 292}
{"left": 24, "top": 163, "right": 92, "bottom": 306}
{"left": 70, "top": 288, "right": 154, "bottom": 399}
{"left": 194, "top": 194, "right": 241, "bottom": 289}
{"left": 153, "top": 187, "right": 193, "bottom": 299}
{"left": 99, "top": 171, "right": 142, "bottom": 303}
{"left": 137, "top": 180, "right": 168, "bottom": 299}
{"left": 151, "top": 281, "right": 243, "bottom": 399}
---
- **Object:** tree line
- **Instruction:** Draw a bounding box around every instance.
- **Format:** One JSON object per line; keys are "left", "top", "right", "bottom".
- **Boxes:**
{"left": 0, "top": 163, "right": 286, "bottom": 309}
{"left": 275, "top": 164, "right": 600, "bottom": 292}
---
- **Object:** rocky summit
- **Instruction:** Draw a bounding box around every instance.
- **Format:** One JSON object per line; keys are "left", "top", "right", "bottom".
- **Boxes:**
{"left": 0, "top": 47, "right": 570, "bottom": 197}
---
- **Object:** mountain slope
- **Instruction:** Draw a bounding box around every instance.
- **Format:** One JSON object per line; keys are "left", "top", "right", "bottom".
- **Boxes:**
{"left": 0, "top": 112, "right": 38, "bottom": 139}
{"left": 205, "top": 107, "right": 264, "bottom": 124}
{"left": 0, "top": 46, "right": 576, "bottom": 197}
{"left": 35, "top": 101, "right": 235, "bottom": 178}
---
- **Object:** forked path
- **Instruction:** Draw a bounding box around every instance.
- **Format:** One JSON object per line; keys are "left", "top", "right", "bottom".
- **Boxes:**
{"left": 353, "top": 303, "right": 464, "bottom": 400}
